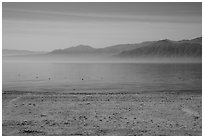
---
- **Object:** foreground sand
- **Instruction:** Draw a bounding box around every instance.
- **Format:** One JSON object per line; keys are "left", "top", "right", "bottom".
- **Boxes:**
{"left": 2, "top": 86, "right": 202, "bottom": 136}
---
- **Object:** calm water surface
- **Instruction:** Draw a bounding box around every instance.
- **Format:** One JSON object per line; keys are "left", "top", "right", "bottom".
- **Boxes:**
{"left": 2, "top": 62, "right": 202, "bottom": 91}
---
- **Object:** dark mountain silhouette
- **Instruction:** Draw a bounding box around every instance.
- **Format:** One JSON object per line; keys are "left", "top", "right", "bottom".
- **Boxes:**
{"left": 117, "top": 37, "right": 202, "bottom": 57}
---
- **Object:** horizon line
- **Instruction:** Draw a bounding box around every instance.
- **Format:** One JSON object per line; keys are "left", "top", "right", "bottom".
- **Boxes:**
{"left": 3, "top": 36, "right": 202, "bottom": 52}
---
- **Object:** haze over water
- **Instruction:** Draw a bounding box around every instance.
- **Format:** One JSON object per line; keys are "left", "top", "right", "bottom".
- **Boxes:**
{"left": 3, "top": 62, "right": 202, "bottom": 92}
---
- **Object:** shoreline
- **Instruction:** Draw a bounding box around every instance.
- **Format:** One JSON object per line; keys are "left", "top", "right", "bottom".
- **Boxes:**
{"left": 2, "top": 87, "right": 202, "bottom": 136}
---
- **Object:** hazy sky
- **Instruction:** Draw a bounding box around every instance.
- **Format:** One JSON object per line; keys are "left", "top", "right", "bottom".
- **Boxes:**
{"left": 3, "top": 2, "right": 202, "bottom": 51}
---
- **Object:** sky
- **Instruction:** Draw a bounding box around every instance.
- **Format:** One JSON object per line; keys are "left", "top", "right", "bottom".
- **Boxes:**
{"left": 2, "top": 2, "right": 202, "bottom": 51}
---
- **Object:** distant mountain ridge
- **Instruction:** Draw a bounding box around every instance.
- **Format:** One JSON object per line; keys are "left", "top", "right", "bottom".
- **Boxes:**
{"left": 48, "top": 44, "right": 141, "bottom": 55}
{"left": 48, "top": 37, "right": 201, "bottom": 57}
{"left": 47, "top": 40, "right": 158, "bottom": 56}
{"left": 177, "top": 37, "right": 202, "bottom": 45}
{"left": 49, "top": 45, "right": 96, "bottom": 55}
{"left": 3, "top": 37, "right": 202, "bottom": 58}
{"left": 117, "top": 37, "right": 202, "bottom": 57}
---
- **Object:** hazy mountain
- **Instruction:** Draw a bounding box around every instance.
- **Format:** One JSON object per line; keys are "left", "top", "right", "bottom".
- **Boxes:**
{"left": 191, "top": 37, "right": 202, "bottom": 44}
{"left": 2, "top": 49, "right": 46, "bottom": 56}
{"left": 48, "top": 44, "right": 137, "bottom": 55}
{"left": 95, "top": 41, "right": 155, "bottom": 55}
{"left": 177, "top": 37, "right": 202, "bottom": 45}
{"left": 48, "top": 45, "right": 96, "bottom": 55}
{"left": 48, "top": 42, "right": 155, "bottom": 56}
{"left": 4, "top": 37, "right": 202, "bottom": 59}
{"left": 117, "top": 38, "right": 202, "bottom": 57}
{"left": 48, "top": 37, "right": 201, "bottom": 58}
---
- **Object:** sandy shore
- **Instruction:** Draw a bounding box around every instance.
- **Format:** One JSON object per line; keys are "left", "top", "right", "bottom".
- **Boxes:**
{"left": 2, "top": 86, "right": 202, "bottom": 136}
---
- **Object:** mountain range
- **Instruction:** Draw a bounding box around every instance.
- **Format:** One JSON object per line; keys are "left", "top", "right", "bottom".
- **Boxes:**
{"left": 3, "top": 37, "right": 202, "bottom": 58}
{"left": 118, "top": 38, "right": 202, "bottom": 57}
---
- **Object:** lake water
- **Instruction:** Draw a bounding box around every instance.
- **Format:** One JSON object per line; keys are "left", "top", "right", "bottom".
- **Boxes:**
{"left": 2, "top": 62, "right": 202, "bottom": 92}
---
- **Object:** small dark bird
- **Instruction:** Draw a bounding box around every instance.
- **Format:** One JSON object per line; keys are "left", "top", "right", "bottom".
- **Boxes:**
{"left": 82, "top": 78, "right": 84, "bottom": 80}
{"left": 48, "top": 77, "right": 51, "bottom": 80}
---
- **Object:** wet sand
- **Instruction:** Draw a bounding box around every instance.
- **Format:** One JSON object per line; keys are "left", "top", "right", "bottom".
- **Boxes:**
{"left": 2, "top": 86, "right": 202, "bottom": 136}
